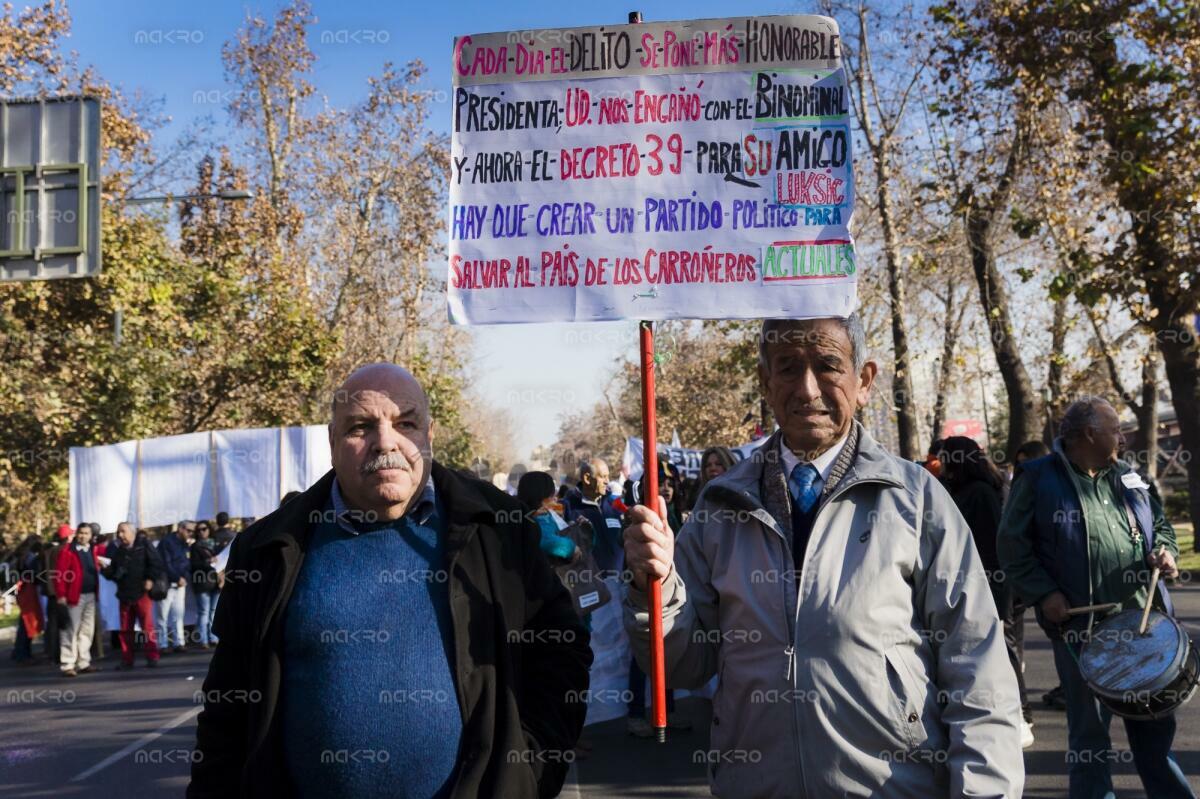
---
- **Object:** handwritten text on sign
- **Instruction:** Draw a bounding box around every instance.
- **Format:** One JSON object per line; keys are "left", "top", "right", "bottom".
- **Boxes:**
{"left": 448, "top": 15, "right": 856, "bottom": 325}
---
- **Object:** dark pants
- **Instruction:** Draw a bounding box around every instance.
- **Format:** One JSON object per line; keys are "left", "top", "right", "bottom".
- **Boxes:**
{"left": 1052, "top": 638, "right": 1195, "bottom": 799}
{"left": 628, "top": 656, "right": 675, "bottom": 718}
{"left": 118, "top": 595, "right": 160, "bottom": 665}
{"left": 992, "top": 579, "right": 1029, "bottom": 717}
{"left": 91, "top": 603, "right": 104, "bottom": 659}
{"left": 42, "top": 596, "right": 61, "bottom": 661}
{"left": 11, "top": 622, "right": 32, "bottom": 662}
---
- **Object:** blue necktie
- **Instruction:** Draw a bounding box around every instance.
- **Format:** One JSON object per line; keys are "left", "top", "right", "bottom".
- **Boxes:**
{"left": 789, "top": 463, "right": 821, "bottom": 515}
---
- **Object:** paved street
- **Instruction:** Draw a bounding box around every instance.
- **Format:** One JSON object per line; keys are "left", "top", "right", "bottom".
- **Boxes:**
{"left": 6, "top": 586, "right": 1200, "bottom": 797}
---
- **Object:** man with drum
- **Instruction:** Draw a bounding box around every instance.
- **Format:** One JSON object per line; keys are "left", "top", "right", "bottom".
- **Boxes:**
{"left": 999, "top": 396, "right": 1193, "bottom": 799}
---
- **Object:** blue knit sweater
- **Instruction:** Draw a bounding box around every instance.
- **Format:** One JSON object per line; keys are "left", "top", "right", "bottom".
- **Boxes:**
{"left": 280, "top": 491, "right": 463, "bottom": 798}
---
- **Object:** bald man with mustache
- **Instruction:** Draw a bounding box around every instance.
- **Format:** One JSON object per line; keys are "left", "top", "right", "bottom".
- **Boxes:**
{"left": 191, "top": 364, "right": 591, "bottom": 799}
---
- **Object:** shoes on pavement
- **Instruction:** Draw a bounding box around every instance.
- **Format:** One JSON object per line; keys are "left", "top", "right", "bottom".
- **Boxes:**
{"left": 1020, "top": 721, "right": 1035, "bottom": 749}
{"left": 62, "top": 668, "right": 77, "bottom": 677}
{"left": 173, "top": 646, "right": 186, "bottom": 654}
{"left": 626, "top": 717, "right": 654, "bottom": 738}
{"left": 146, "top": 659, "right": 159, "bottom": 668}
{"left": 79, "top": 665, "right": 100, "bottom": 673}
{"left": 1042, "top": 685, "right": 1067, "bottom": 710}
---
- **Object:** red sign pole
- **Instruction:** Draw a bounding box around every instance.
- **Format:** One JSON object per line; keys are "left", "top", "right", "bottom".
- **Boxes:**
{"left": 639, "top": 319, "right": 668, "bottom": 743}
{"left": 629, "top": 5, "right": 666, "bottom": 746}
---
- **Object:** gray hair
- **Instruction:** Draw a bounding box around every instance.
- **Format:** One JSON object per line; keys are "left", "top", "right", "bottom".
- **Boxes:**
{"left": 758, "top": 313, "right": 867, "bottom": 373}
{"left": 579, "top": 458, "right": 608, "bottom": 480}
{"left": 1059, "top": 396, "right": 1110, "bottom": 441}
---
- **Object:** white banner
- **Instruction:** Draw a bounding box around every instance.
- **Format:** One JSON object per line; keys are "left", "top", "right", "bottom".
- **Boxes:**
{"left": 449, "top": 15, "right": 856, "bottom": 324}
{"left": 70, "top": 425, "right": 332, "bottom": 531}
{"left": 622, "top": 435, "right": 769, "bottom": 482}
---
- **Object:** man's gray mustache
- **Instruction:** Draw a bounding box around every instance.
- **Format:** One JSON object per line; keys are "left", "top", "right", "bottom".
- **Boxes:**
{"left": 361, "top": 453, "right": 415, "bottom": 475}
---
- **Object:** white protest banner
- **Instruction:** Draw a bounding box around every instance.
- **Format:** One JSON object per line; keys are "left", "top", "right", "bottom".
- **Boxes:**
{"left": 622, "top": 435, "right": 769, "bottom": 481}
{"left": 449, "top": 15, "right": 856, "bottom": 325}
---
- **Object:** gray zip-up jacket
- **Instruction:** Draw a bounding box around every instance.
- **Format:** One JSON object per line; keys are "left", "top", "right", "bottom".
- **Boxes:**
{"left": 624, "top": 423, "right": 1023, "bottom": 798}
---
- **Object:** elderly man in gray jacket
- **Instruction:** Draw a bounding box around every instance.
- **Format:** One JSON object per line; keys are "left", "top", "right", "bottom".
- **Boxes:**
{"left": 623, "top": 315, "right": 1023, "bottom": 798}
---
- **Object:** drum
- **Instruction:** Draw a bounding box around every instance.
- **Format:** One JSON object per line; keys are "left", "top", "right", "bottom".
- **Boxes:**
{"left": 1079, "top": 609, "right": 1200, "bottom": 720}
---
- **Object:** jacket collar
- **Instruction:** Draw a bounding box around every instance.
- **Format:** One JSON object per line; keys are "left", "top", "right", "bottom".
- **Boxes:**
{"left": 1052, "top": 436, "right": 1133, "bottom": 480}
{"left": 249, "top": 461, "right": 495, "bottom": 556}
{"left": 708, "top": 421, "right": 905, "bottom": 502}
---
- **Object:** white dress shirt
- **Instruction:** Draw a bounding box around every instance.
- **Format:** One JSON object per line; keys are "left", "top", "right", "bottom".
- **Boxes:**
{"left": 779, "top": 430, "right": 850, "bottom": 496}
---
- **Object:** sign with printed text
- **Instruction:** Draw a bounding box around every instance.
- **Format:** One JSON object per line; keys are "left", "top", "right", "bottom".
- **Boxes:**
{"left": 448, "top": 15, "right": 857, "bottom": 324}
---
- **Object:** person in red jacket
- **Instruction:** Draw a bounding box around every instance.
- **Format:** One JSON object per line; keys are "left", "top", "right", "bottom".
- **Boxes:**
{"left": 55, "top": 523, "right": 103, "bottom": 676}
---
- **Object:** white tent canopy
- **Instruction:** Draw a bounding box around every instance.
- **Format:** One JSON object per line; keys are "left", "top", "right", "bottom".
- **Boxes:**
{"left": 69, "top": 425, "right": 332, "bottom": 530}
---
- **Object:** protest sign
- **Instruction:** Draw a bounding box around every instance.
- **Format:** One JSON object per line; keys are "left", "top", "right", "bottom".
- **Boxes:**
{"left": 449, "top": 15, "right": 856, "bottom": 324}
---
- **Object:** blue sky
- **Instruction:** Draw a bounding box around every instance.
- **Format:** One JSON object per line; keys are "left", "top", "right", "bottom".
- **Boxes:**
{"left": 65, "top": 0, "right": 804, "bottom": 457}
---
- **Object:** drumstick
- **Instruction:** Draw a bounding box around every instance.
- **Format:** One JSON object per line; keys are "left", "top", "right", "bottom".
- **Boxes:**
{"left": 1065, "top": 602, "right": 1120, "bottom": 617}
{"left": 1138, "top": 545, "right": 1167, "bottom": 636}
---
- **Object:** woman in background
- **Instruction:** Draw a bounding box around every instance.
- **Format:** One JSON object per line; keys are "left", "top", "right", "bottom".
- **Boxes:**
{"left": 690, "top": 446, "right": 735, "bottom": 511}
{"left": 936, "top": 436, "right": 1033, "bottom": 748}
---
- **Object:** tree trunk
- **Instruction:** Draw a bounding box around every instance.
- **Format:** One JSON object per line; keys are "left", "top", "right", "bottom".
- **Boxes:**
{"left": 1133, "top": 347, "right": 1159, "bottom": 482}
{"left": 876, "top": 150, "right": 922, "bottom": 460}
{"left": 1148, "top": 307, "right": 1200, "bottom": 547}
{"left": 1045, "top": 292, "right": 1069, "bottom": 442}
{"left": 848, "top": 3, "right": 923, "bottom": 461}
{"left": 930, "top": 280, "right": 964, "bottom": 452}
{"left": 963, "top": 118, "right": 1044, "bottom": 461}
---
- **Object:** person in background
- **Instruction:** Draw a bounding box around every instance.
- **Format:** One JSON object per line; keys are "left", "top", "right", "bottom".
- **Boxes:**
{"left": 563, "top": 459, "right": 624, "bottom": 576}
{"left": 190, "top": 523, "right": 222, "bottom": 649}
{"left": 936, "top": 436, "right": 1033, "bottom": 747}
{"left": 516, "top": 470, "right": 595, "bottom": 761}
{"left": 517, "top": 471, "right": 577, "bottom": 563}
{"left": 998, "top": 397, "right": 1189, "bottom": 799}
{"left": 924, "top": 438, "right": 945, "bottom": 477}
{"left": 104, "top": 522, "right": 165, "bottom": 669}
{"left": 1012, "top": 439, "right": 1050, "bottom": 477}
{"left": 1010, "top": 439, "right": 1059, "bottom": 709}
{"left": 89, "top": 524, "right": 107, "bottom": 662}
{"left": 694, "top": 446, "right": 735, "bottom": 507}
{"left": 657, "top": 457, "right": 685, "bottom": 533}
{"left": 40, "top": 524, "right": 72, "bottom": 663}
{"left": 506, "top": 462, "right": 528, "bottom": 496}
{"left": 55, "top": 523, "right": 103, "bottom": 676}
{"left": 157, "top": 520, "right": 193, "bottom": 655}
{"left": 213, "top": 511, "right": 236, "bottom": 551}
{"left": 10, "top": 536, "right": 44, "bottom": 666}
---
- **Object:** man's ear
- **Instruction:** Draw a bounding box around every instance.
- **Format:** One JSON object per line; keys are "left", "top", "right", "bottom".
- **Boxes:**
{"left": 856, "top": 360, "right": 879, "bottom": 409}
{"left": 327, "top": 422, "right": 335, "bottom": 451}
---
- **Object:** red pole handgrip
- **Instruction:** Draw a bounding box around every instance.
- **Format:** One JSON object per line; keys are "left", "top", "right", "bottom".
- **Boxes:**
{"left": 639, "top": 319, "right": 668, "bottom": 743}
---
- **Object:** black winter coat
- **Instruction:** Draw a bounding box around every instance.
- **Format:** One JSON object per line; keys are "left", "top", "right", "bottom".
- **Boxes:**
{"left": 188, "top": 462, "right": 592, "bottom": 799}
{"left": 103, "top": 536, "right": 166, "bottom": 603}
